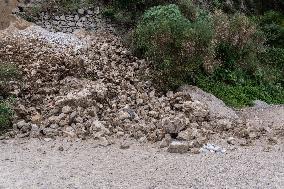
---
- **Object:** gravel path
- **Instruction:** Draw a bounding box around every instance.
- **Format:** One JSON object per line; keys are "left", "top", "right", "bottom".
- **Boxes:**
{"left": 0, "top": 139, "right": 283, "bottom": 189}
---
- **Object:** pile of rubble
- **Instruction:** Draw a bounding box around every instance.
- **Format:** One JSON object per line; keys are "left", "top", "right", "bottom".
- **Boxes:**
{"left": 0, "top": 21, "right": 278, "bottom": 153}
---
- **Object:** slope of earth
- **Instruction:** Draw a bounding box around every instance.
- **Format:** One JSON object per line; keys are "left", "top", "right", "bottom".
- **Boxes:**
{"left": 0, "top": 138, "right": 283, "bottom": 189}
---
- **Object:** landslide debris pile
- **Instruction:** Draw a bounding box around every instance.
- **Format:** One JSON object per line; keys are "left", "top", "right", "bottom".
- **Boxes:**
{"left": 0, "top": 22, "right": 278, "bottom": 150}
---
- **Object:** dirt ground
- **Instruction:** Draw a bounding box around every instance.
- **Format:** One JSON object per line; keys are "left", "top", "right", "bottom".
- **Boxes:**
{"left": 0, "top": 138, "right": 283, "bottom": 189}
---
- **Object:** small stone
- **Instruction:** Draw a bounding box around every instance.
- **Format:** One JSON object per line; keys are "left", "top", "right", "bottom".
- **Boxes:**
{"left": 78, "top": 9, "right": 85, "bottom": 15}
{"left": 43, "top": 138, "right": 52, "bottom": 142}
{"left": 177, "top": 128, "right": 193, "bottom": 141}
{"left": 16, "top": 120, "right": 27, "bottom": 129}
{"left": 239, "top": 139, "right": 251, "bottom": 146}
{"left": 160, "top": 134, "right": 171, "bottom": 148}
{"left": 20, "top": 122, "right": 31, "bottom": 133}
{"left": 191, "top": 148, "right": 200, "bottom": 154}
{"left": 43, "top": 128, "right": 58, "bottom": 137}
{"left": 98, "top": 137, "right": 109, "bottom": 147}
{"left": 263, "top": 146, "right": 272, "bottom": 152}
{"left": 69, "top": 111, "right": 77, "bottom": 124}
{"left": 167, "top": 141, "right": 189, "bottom": 154}
{"left": 116, "top": 131, "right": 124, "bottom": 137}
{"left": 30, "top": 124, "right": 40, "bottom": 137}
{"left": 63, "top": 127, "right": 76, "bottom": 137}
{"left": 50, "top": 124, "right": 59, "bottom": 129}
{"left": 31, "top": 113, "right": 42, "bottom": 124}
{"left": 74, "top": 15, "right": 79, "bottom": 21}
{"left": 120, "top": 142, "right": 130, "bottom": 149}
{"left": 60, "top": 15, "right": 66, "bottom": 20}
{"left": 58, "top": 146, "right": 64, "bottom": 151}
{"left": 62, "top": 106, "right": 72, "bottom": 114}
{"left": 118, "top": 111, "right": 131, "bottom": 120}
{"left": 138, "top": 136, "right": 147, "bottom": 143}
{"left": 268, "top": 137, "right": 278, "bottom": 145}
{"left": 227, "top": 137, "right": 236, "bottom": 145}
{"left": 58, "top": 119, "right": 69, "bottom": 127}
{"left": 76, "top": 22, "right": 83, "bottom": 27}
{"left": 87, "top": 10, "right": 93, "bottom": 15}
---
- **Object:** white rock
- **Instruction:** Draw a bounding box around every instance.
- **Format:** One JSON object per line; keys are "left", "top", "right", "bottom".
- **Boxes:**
{"left": 62, "top": 106, "right": 72, "bottom": 114}
{"left": 78, "top": 9, "right": 85, "bottom": 15}
{"left": 167, "top": 141, "right": 189, "bottom": 153}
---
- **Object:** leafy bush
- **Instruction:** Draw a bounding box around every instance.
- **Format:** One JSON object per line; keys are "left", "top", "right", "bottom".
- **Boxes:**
{"left": 258, "top": 11, "right": 284, "bottom": 48}
{"left": 0, "top": 63, "right": 18, "bottom": 134}
{"left": 133, "top": 4, "right": 264, "bottom": 90}
{"left": 197, "top": 76, "right": 284, "bottom": 107}
{"left": 0, "top": 101, "right": 13, "bottom": 134}
{"left": 133, "top": 4, "right": 195, "bottom": 88}
{"left": 0, "top": 62, "right": 20, "bottom": 98}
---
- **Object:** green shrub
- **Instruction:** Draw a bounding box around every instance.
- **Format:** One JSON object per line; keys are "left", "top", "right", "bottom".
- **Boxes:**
{"left": 0, "top": 62, "right": 20, "bottom": 98}
{"left": 0, "top": 100, "right": 13, "bottom": 134}
{"left": 0, "top": 63, "right": 18, "bottom": 134}
{"left": 259, "top": 47, "right": 284, "bottom": 87}
{"left": 133, "top": 4, "right": 194, "bottom": 89}
{"left": 133, "top": 5, "right": 264, "bottom": 89}
{"left": 0, "top": 62, "right": 19, "bottom": 81}
{"left": 197, "top": 75, "right": 284, "bottom": 108}
{"left": 258, "top": 11, "right": 284, "bottom": 48}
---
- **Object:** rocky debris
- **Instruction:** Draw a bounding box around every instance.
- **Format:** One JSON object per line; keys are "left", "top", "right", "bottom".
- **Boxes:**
{"left": 179, "top": 85, "right": 239, "bottom": 120}
{"left": 167, "top": 141, "right": 189, "bottom": 154}
{"left": 237, "top": 105, "right": 284, "bottom": 138}
{"left": 160, "top": 134, "right": 172, "bottom": 148}
{"left": 0, "top": 19, "right": 278, "bottom": 149}
{"left": 2, "top": 24, "right": 90, "bottom": 52}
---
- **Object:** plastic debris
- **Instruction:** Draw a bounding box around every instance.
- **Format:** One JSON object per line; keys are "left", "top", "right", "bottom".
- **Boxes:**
{"left": 200, "top": 143, "right": 226, "bottom": 154}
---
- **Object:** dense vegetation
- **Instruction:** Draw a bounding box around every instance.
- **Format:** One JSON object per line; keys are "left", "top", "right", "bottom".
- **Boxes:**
{"left": 0, "top": 63, "right": 18, "bottom": 134}
{"left": 102, "top": 0, "right": 283, "bottom": 108}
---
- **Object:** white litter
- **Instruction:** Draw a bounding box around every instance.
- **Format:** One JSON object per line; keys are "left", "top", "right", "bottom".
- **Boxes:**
{"left": 200, "top": 143, "right": 226, "bottom": 154}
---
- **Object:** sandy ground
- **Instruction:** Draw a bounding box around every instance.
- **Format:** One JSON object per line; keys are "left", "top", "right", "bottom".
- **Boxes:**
{"left": 0, "top": 138, "right": 283, "bottom": 189}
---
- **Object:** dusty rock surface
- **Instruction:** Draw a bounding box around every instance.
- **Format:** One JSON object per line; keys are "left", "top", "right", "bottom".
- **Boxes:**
{"left": 0, "top": 14, "right": 283, "bottom": 154}
{"left": 0, "top": 138, "right": 283, "bottom": 189}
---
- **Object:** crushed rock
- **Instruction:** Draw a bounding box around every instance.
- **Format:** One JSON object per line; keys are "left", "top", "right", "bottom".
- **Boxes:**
{"left": 0, "top": 18, "right": 280, "bottom": 150}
